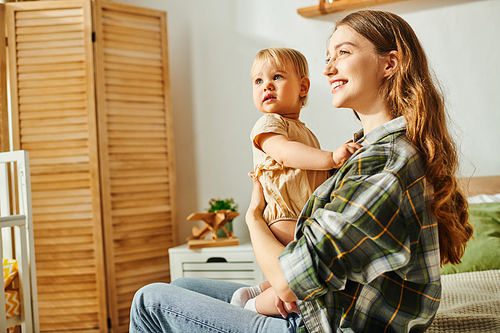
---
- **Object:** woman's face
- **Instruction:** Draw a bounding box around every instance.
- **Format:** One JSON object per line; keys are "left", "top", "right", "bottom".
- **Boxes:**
{"left": 323, "top": 25, "right": 390, "bottom": 115}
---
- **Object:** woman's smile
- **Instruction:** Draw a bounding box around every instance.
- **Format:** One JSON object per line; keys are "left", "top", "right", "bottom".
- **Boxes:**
{"left": 330, "top": 79, "right": 347, "bottom": 92}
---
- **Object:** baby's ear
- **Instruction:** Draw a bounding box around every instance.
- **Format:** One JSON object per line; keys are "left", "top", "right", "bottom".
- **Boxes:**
{"left": 300, "top": 77, "right": 310, "bottom": 97}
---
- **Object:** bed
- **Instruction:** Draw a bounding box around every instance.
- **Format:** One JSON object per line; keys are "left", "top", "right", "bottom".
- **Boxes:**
{"left": 427, "top": 176, "right": 500, "bottom": 332}
{"left": 0, "top": 151, "right": 39, "bottom": 332}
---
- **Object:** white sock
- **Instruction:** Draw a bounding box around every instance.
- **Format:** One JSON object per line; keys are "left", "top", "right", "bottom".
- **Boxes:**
{"left": 243, "top": 297, "right": 257, "bottom": 312}
{"left": 230, "top": 285, "right": 262, "bottom": 308}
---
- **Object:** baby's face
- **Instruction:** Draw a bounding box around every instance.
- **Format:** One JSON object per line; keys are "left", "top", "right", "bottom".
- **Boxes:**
{"left": 251, "top": 60, "right": 305, "bottom": 119}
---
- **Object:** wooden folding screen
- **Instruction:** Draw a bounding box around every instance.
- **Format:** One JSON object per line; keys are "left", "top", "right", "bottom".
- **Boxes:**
{"left": 94, "top": 2, "right": 178, "bottom": 331}
{"left": 0, "top": 4, "right": 8, "bottom": 152}
{"left": 4, "top": 0, "right": 178, "bottom": 332}
{"left": 5, "top": 1, "right": 108, "bottom": 331}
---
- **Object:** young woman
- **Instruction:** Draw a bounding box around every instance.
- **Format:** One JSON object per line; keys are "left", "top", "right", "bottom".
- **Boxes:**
{"left": 129, "top": 10, "right": 473, "bottom": 333}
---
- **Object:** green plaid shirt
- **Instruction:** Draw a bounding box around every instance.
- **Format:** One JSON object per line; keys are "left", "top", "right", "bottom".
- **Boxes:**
{"left": 279, "top": 117, "right": 441, "bottom": 333}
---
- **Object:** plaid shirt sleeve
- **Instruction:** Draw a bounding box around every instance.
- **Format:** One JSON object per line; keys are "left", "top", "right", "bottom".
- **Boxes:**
{"left": 279, "top": 117, "right": 441, "bottom": 333}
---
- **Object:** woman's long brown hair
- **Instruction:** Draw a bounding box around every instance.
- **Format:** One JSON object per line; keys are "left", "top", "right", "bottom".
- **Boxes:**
{"left": 337, "top": 10, "right": 473, "bottom": 266}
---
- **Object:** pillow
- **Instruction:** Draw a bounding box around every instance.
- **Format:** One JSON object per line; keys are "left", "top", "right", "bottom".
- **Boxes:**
{"left": 441, "top": 202, "right": 500, "bottom": 275}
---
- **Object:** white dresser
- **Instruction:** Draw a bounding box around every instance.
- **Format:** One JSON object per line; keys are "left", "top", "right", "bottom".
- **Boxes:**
{"left": 169, "top": 240, "right": 266, "bottom": 285}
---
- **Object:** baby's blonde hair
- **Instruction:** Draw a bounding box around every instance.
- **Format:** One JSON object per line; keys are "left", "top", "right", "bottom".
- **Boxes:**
{"left": 252, "top": 47, "right": 309, "bottom": 107}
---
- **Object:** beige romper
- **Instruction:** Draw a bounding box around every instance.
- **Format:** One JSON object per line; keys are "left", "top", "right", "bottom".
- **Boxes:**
{"left": 251, "top": 114, "right": 330, "bottom": 226}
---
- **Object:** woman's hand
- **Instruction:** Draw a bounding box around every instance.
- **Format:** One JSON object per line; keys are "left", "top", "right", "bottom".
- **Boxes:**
{"left": 274, "top": 293, "right": 299, "bottom": 318}
{"left": 246, "top": 172, "right": 266, "bottom": 222}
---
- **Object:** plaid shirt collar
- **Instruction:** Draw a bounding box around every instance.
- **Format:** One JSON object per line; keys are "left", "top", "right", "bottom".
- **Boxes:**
{"left": 354, "top": 116, "right": 406, "bottom": 145}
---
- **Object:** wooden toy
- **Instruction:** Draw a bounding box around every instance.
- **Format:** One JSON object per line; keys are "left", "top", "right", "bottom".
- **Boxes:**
{"left": 186, "top": 210, "right": 239, "bottom": 249}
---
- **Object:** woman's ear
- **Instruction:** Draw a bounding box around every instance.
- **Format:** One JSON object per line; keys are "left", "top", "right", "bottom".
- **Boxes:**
{"left": 300, "top": 76, "right": 310, "bottom": 97}
{"left": 383, "top": 50, "right": 399, "bottom": 78}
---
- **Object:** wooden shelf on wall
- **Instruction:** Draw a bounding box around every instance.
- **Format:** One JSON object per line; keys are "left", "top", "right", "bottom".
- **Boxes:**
{"left": 298, "top": 0, "right": 404, "bottom": 18}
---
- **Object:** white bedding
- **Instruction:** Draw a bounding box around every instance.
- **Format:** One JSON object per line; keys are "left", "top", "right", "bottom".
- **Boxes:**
{"left": 467, "top": 193, "right": 500, "bottom": 204}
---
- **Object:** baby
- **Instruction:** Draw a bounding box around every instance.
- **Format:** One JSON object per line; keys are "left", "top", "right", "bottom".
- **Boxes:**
{"left": 231, "top": 47, "right": 360, "bottom": 317}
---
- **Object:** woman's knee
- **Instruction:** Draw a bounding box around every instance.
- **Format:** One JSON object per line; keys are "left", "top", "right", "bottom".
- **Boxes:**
{"left": 132, "top": 282, "right": 170, "bottom": 307}
{"left": 130, "top": 283, "right": 172, "bottom": 332}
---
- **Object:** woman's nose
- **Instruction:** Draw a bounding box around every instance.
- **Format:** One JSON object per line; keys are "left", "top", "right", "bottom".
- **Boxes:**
{"left": 323, "top": 59, "right": 336, "bottom": 76}
{"left": 322, "top": 65, "right": 329, "bottom": 76}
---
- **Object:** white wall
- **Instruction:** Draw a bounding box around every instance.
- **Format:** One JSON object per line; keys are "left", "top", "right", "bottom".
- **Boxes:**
{"left": 115, "top": 0, "right": 500, "bottom": 242}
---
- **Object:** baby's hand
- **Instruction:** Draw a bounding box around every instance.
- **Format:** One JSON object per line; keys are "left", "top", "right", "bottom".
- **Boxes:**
{"left": 332, "top": 141, "right": 362, "bottom": 168}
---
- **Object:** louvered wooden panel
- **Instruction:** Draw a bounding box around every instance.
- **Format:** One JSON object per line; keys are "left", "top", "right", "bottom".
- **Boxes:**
{"left": 0, "top": 4, "right": 9, "bottom": 152}
{"left": 94, "top": 1, "right": 178, "bottom": 331}
{"left": 5, "top": 1, "right": 108, "bottom": 332}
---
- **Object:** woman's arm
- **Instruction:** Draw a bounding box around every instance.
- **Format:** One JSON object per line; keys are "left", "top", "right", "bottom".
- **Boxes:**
{"left": 257, "top": 132, "right": 361, "bottom": 170}
{"left": 245, "top": 174, "right": 297, "bottom": 303}
{"left": 278, "top": 165, "right": 413, "bottom": 302}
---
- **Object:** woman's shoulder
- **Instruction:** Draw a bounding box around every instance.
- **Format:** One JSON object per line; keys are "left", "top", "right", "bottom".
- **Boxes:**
{"left": 377, "top": 132, "right": 426, "bottom": 192}
{"left": 387, "top": 133, "right": 425, "bottom": 179}
{"left": 362, "top": 127, "right": 421, "bottom": 166}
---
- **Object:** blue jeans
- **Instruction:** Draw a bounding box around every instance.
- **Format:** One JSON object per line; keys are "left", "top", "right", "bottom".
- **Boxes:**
{"left": 129, "top": 277, "right": 301, "bottom": 333}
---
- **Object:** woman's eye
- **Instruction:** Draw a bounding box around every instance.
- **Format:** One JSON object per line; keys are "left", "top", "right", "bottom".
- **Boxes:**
{"left": 273, "top": 74, "right": 283, "bottom": 80}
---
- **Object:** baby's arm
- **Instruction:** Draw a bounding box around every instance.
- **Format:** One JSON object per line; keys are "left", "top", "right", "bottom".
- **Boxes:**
{"left": 257, "top": 132, "right": 361, "bottom": 170}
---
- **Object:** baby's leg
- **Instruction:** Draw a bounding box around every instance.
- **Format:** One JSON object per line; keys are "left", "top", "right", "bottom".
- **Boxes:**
{"left": 253, "top": 286, "right": 281, "bottom": 316}
{"left": 242, "top": 220, "right": 295, "bottom": 314}
{"left": 245, "top": 287, "right": 297, "bottom": 318}
{"left": 269, "top": 219, "right": 297, "bottom": 245}
{"left": 230, "top": 284, "right": 262, "bottom": 308}
{"left": 259, "top": 280, "right": 271, "bottom": 291}
{"left": 230, "top": 280, "right": 271, "bottom": 308}
{"left": 231, "top": 221, "right": 295, "bottom": 311}
{"left": 243, "top": 221, "right": 296, "bottom": 316}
